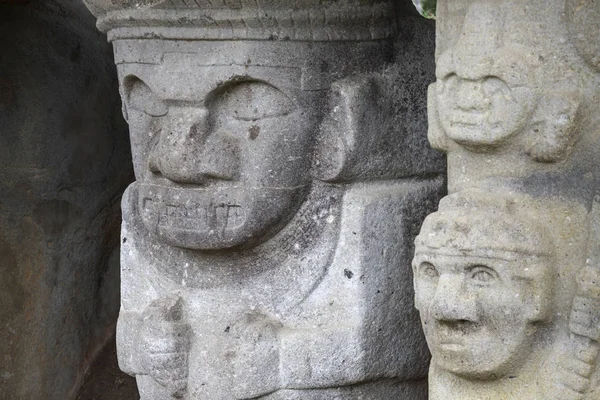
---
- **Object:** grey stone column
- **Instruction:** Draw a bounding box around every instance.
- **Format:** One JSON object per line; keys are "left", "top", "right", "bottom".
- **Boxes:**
{"left": 413, "top": 1, "right": 600, "bottom": 399}
{"left": 81, "top": 1, "right": 445, "bottom": 398}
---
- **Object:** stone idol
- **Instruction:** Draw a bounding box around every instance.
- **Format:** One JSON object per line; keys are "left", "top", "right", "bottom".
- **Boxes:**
{"left": 413, "top": 189, "right": 598, "bottom": 400}
{"left": 414, "top": 1, "right": 600, "bottom": 399}
{"left": 82, "top": 1, "right": 445, "bottom": 398}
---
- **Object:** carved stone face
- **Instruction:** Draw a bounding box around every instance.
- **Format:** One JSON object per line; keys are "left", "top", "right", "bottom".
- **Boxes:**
{"left": 118, "top": 43, "right": 325, "bottom": 250}
{"left": 413, "top": 207, "right": 554, "bottom": 380}
{"left": 435, "top": 46, "right": 539, "bottom": 150}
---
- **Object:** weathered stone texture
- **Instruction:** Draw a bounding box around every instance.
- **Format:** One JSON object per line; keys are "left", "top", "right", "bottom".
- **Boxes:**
{"left": 414, "top": 0, "right": 600, "bottom": 399}
{"left": 0, "top": 1, "right": 132, "bottom": 398}
{"left": 81, "top": 0, "right": 444, "bottom": 398}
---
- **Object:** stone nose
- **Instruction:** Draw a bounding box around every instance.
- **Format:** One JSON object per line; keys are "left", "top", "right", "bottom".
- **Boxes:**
{"left": 430, "top": 274, "right": 478, "bottom": 323}
{"left": 148, "top": 107, "right": 240, "bottom": 184}
{"left": 455, "top": 79, "right": 489, "bottom": 112}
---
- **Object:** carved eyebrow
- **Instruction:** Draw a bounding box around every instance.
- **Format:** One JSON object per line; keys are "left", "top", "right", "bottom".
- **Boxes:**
{"left": 413, "top": 250, "right": 519, "bottom": 262}
{"left": 209, "top": 80, "right": 297, "bottom": 121}
{"left": 465, "top": 263, "right": 500, "bottom": 276}
{"left": 163, "top": 99, "right": 203, "bottom": 108}
{"left": 466, "top": 264, "right": 501, "bottom": 283}
{"left": 124, "top": 76, "right": 168, "bottom": 117}
{"left": 512, "top": 275, "right": 535, "bottom": 284}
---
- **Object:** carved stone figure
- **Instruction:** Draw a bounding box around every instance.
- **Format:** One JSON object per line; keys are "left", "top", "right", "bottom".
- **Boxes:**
{"left": 81, "top": 1, "right": 445, "bottom": 398}
{"left": 414, "top": 192, "right": 555, "bottom": 380}
{"left": 414, "top": 0, "right": 600, "bottom": 399}
{"left": 413, "top": 189, "right": 600, "bottom": 399}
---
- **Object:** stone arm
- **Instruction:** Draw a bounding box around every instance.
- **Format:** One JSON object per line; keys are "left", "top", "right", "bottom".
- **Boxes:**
{"left": 545, "top": 197, "right": 600, "bottom": 400}
{"left": 224, "top": 315, "right": 368, "bottom": 398}
{"left": 116, "top": 309, "right": 144, "bottom": 376}
{"left": 117, "top": 295, "right": 191, "bottom": 399}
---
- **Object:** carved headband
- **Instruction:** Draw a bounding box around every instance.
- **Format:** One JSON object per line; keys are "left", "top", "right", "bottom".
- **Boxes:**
{"left": 415, "top": 190, "right": 555, "bottom": 258}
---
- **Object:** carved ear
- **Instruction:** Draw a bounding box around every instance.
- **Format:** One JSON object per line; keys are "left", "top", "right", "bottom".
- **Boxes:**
{"left": 525, "top": 91, "right": 581, "bottom": 162}
{"left": 427, "top": 82, "right": 449, "bottom": 152}
{"left": 524, "top": 278, "right": 555, "bottom": 323}
{"left": 313, "top": 72, "right": 444, "bottom": 182}
{"left": 312, "top": 75, "right": 379, "bottom": 182}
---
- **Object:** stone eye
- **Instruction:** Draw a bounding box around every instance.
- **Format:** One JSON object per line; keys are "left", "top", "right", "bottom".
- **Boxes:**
{"left": 125, "top": 77, "right": 168, "bottom": 117}
{"left": 439, "top": 73, "right": 459, "bottom": 94}
{"left": 482, "top": 77, "right": 511, "bottom": 98}
{"left": 420, "top": 262, "right": 439, "bottom": 279}
{"left": 218, "top": 81, "right": 296, "bottom": 122}
{"left": 469, "top": 265, "right": 498, "bottom": 283}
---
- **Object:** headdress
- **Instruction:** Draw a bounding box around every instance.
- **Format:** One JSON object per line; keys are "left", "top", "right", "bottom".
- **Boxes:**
{"left": 415, "top": 190, "right": 554, "bottom": 260}
{"left": 83, "top": 0, "right": 397, "bottom": 41}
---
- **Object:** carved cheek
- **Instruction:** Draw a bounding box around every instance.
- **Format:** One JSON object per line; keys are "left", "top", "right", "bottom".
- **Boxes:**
{"left": 487, "top": 87, "right": 534, "bottom": 134}
{"left": 474, "top": 282, "right": 526, "bottom": 331}
{"left": 237, "top": 113, "right": 312, "bottom": 186}
{"left": 416, "top": 285, "right": 435, "bottom": 315}
{"left": 126, "top": 110, "right": 164, "bottom": 180}
{"left": 436, "top": 91, "right": 457, "bottom": 131}
{"left": 488, "top": 95, "right": 519, "bottom": 127}
{"left": 436, "top": 78, "right": 458, "bottom": 116}
{"left": 414, "top": 267, "right": 439, "bottom": 314}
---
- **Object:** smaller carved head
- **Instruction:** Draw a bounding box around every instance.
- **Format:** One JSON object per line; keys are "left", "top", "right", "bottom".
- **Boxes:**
{"left": 428, "top": 2, "right": 582, "bottom": 162}
{"left": 435, "top": 44, "right": 540, "bottom": 150}
{"left": 413, "top": 191, "right": 555, "bottom": 380}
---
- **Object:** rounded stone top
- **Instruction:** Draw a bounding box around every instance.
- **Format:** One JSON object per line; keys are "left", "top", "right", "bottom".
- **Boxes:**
{"left": 82, "top": 0, "right": 397, "bottom": 41}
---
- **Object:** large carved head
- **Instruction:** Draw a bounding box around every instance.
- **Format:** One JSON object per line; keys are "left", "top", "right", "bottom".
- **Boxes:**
{"left": 84, "top": 0, "right": 398, "bottom": 250}
{"left": 413, "top": 191, "right": 555, "bottom": 380}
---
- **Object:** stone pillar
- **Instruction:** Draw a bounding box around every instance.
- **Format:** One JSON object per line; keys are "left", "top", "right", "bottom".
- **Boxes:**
{"left": 81, "top": 1, "right": 445, "bottom": 399}
{"left": 413, "top": 0, "right": 600, "bottom": 399}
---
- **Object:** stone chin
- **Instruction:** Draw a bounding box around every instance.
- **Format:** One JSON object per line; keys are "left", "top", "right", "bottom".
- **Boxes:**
{"left": 137, "top": 183, "right": 308, "bottom": 250}
{"left": 439, "top": 112, "right": 523, "bottom": 151}
{"left": 429, "top": 323, "right": 534, "bottom": 380}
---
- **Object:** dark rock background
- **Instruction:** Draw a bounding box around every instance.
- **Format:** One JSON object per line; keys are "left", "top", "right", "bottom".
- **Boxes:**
{"left": 0, "top": 0, "right": 133, "bottom": 398}
{"left": 77, "top": 337, "right": 138, "bottom": 400}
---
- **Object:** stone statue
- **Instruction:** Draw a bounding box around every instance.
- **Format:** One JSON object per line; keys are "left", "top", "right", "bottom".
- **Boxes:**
{"left": 414, "top": 192, "right": 555, "bottom": 380}
{"left": 413, "top": 0, "right": 600, "bottom": 399}
{"left": 414, "top": 189, "right": 600, "bottom": 400}
{"left": 81, "top": 1, "right": 445, "bottom": 398}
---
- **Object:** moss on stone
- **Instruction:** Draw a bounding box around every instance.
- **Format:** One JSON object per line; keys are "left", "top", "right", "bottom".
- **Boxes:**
{"left": 412, "top": 0, "right": 436, "bottom": 19}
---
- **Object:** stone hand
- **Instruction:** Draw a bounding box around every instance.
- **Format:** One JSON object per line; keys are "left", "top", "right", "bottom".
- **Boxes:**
{"left": 226, "top": 313, "right": 281, "bottom": 399}
{"left": 139, "top": 295, "right": 191, "bottom": 398}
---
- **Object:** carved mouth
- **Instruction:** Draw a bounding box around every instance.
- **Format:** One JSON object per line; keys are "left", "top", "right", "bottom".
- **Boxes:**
{"left": 435, "top": 320, "right": 481, "bottom": 350}
{"left": 438, "top": 343, "right": 466, "bottom": 352}
{"left": 450, "top": 120, "right": 480, "bottom": 127}
{"left": 139, "top": 183, "right": 247, "bottom": 241}
{"left": 135, "top": 182, "right": 306, "bottom": 250}
{"left": 148, "top": 172, "right": 231, "bottom": 190}
{"left": 446, "top": 109, "right": 488, "bottom": 127}
{"left": 449, "top": 116, "right": 486, "bottom": 127}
